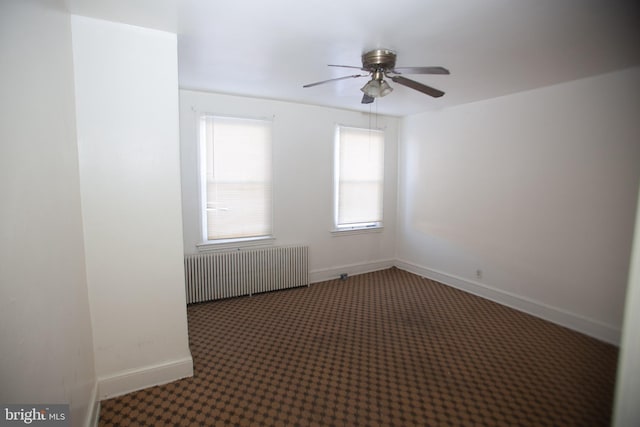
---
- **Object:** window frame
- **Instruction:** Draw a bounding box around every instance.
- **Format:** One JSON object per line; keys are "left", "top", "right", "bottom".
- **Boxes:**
{"left": 332, "top": 124, "right": 385, "bottom": 234}
{"left": 197, "top": 113, "right": 275, "bottom": 250}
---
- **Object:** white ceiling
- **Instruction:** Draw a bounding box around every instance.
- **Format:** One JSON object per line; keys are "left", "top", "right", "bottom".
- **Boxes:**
{"left": 65, "top": 0, "right": 640, "bottom": 116}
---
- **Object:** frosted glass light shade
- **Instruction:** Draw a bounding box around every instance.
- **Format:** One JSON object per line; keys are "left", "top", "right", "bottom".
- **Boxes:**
{"left": 361, "top": 79, "right": 393, "bottom": 98}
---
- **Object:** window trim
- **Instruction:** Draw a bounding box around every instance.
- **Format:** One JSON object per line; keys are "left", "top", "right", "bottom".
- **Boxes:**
{"left": 330, "top": 225, "right": 384, "bottom": 237}
{"left": 196, "top": 236, "right": 276, "bottom": 252}
{"left": 197, "top": 113, "right": 275, "bottom": 247}
{"left": 332, "top": 124, "right": 385, "bottom": 234}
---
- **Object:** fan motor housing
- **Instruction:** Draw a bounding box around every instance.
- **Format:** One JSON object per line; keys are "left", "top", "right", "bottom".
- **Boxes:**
{"left": 362, "top": 49, "right": 396, "bottom": 71}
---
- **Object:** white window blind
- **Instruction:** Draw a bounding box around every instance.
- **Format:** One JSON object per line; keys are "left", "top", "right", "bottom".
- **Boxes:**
{"left": 335, "top": 126, "right": 384, "bottom": 229}
{"left": 200, "top": 115, "right": 272, "bottom": 241}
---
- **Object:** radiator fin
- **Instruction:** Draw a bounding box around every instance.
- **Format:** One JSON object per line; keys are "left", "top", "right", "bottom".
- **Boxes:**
{"left": 184, "top": 246, "right": 309, "bottom": 304}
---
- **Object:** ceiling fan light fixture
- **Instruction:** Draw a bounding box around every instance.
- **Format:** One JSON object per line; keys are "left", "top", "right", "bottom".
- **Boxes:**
{"left": 304, "top": 49, "right": 448, "bottom": 103}
{"left": 360, "top": 79, "right": 381, "bottom": 97}
{"left": 361, "top": 78, "right": 393, "bottom": 98}
{"left": 379, "top": 80, "right": 393, "bottom": 97}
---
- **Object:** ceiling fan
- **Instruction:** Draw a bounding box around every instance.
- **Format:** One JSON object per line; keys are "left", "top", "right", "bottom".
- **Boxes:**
{"left": 303, "top": 49, "right": 450, "bottom": 104}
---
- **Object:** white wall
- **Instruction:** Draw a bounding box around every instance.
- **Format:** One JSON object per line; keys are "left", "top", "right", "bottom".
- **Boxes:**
{"left": 397, "top": 67, "right": 640, "bottom": 344}
{"left": 179, "top": 90, "right": 399, "bottom": 282}
{"left": 0, "top": 1, "right": 98, "bottom": 425}
{"left": 613, "top": 183, "right": 640, "bottom": 426}
{"left": 71, "top": 16, "right": 192, "bottom": 398}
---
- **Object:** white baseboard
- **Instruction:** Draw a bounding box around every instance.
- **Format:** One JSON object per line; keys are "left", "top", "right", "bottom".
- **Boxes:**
{"left": 98, "top": 355, "right": 194, "bottom": 400}
{"left": 85, "top": 382, "right": 100, "bottom": 427}
{"left": 310, "top": 259, "right": 395, "bottom": 284}
{"left": 395, "top": 259, "right": 620, "bottom": 346}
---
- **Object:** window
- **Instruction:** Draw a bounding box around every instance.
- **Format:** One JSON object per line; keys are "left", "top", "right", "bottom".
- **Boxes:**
{"left": 199, "top": 115, "right": 272, "bottom": 243}
{"left": 334, "top": 126, "right": 384, "bottom": 231}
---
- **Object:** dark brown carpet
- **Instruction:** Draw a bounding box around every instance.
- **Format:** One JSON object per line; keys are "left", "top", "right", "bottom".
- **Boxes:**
{"left": 99, "top": 267, "right": 618, "bottom": 426}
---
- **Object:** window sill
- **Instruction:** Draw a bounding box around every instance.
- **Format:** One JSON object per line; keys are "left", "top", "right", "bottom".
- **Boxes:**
{"left": 197, "top": 236, "right": 275, "bottom": 252}
{"left": 330, "top": 226, "right": 383, "bottom": 237}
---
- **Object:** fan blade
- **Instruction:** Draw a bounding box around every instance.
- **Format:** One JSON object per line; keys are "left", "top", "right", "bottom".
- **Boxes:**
{"left": 390, "top": 75, "right": 445, "bottom": 98}
{"left": 361, "top": 93, "right": 375, "bottom": 104}
{"left": 392, "top": 66, "right": 450, "bottom": 75}
{"left": 328, "top": 64, "right": 364, "bottom": 70}
{"left": 303, "top": 74, "right": 367, "bottom": 88}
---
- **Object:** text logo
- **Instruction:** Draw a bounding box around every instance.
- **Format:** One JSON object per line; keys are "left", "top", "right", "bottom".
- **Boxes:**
{"left": 1, "top": 405, "right": 69, "bottom": 426}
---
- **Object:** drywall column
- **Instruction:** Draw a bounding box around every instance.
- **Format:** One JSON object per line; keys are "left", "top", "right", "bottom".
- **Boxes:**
{"left": 71, "top": 16, "right": 192, "bottom": 398}
{"left": 613, "top": 183, "right": 640, "bottom": 426}
{"left": 0, "top": 1, "right": 98, "bottom": 425}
